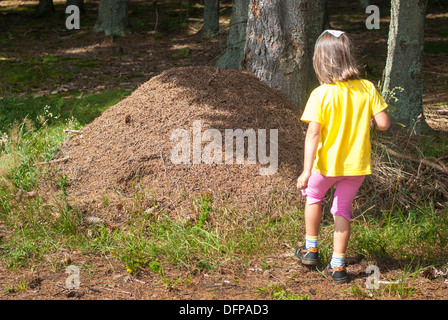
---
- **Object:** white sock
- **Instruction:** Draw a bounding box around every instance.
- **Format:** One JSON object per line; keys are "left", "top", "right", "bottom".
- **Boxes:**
{"left": 330, "top": 252, "right": 345, "bottom": 268}
{"left": 305, "top": 235, "right": 318, "bottom": 249}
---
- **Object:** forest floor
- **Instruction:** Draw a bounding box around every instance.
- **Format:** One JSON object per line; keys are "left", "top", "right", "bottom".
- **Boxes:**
{"left": 1, "top": 0, "right": 448, "bottom": 304}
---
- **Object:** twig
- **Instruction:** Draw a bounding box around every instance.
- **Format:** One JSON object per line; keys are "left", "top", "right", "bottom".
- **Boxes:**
{"left": 103, "top": 287, "right": 132, "bottom": 296}
{"left": 33, "top": 156, "right": 70, "bottom": 166}
{"left": 63, "top": 129, "right": 84, "bottom": 134}
{"left": 352, "top": 205, "right": 376, "bottom": 222}
{"left": 53, "top": 283, "right": 68, "bottom": 297}
{"left": 373, "top": 141, "right": 448, "bottom": 174}
{"left": 154, "top": 7, "right": 159, "bottom": 31}
{"left": 87, "top": 286, "right": 101, "bottom": 293}
{"left": 52, "top": 287, "right": 67, "bottom": 297}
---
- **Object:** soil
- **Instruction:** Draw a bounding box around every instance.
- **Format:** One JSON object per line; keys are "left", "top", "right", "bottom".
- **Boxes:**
{"left": 1, "top": 0, "right": 448, "bottom": 302}
{"left": 1, "top": 250, "right": 448, "bottom": 301}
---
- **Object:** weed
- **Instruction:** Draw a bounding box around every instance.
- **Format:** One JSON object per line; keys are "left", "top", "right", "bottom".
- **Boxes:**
{"left": 256, "top": 282, "right": 309, "bottom": 300}
{"left": 172, "top": 47, "right": 190, "bottom": 59}
{"left": 57, "top": 174, "right": 70, "bottom": 197}
{"left": 148, "top": 260, "right": 171, "bottom": 287}
{"left": 350, "top": 205, "right": 448, "bottom": 263}
{"left": 345, "top": 282, "right": 373, "bottom": 299}
{"left": 382, "top": 281, "right": 417, "bottom": 299}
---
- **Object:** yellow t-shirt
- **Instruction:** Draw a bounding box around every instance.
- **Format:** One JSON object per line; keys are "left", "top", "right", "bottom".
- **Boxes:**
{"left": 301, "top": 79, "right": 388, "bottom": 176}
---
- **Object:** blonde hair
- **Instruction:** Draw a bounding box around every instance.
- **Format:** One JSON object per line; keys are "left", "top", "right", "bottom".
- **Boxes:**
{"left": 313, "top": 31, "right": 361, "bottom": 84}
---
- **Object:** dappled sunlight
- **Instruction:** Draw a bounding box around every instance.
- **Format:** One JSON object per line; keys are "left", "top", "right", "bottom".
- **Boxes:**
{"left": 0, "top": 0, "right": 447, "bottom": 301}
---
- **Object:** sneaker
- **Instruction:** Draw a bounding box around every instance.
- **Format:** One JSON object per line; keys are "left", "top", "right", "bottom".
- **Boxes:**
{"left": 295, "top": 244, "right": 319, "bottom": 266}
{"left": 327, "top": 264, "right": 348, "bottom": 283}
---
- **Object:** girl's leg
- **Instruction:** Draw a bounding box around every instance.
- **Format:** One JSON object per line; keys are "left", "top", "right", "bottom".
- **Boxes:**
{"left": 330, "top": 175, "right": 365, "bottom": 266}
{"left": 296, "top": 201, "right": 322, "bottom": 265}
{"left": 296, "top": 170, "right": 335, "bottom": 265}
{"left": 330, "top": 214, "right": 351, "bottom": 282}
{"left": 303, "top": 170, "right": 336, "bottom": 241}
{"left": 305, "top": 202, "right": 322, "bottom": 238}
{"left": 333, "top": 215, "right": 350, "bottom": 254}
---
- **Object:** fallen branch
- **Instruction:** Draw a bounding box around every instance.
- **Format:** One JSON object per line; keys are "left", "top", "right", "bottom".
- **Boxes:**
{"left": 63, "top": 129, "right": 84, "bottom": 134}
{"left": 373, "top": 141, "right": 448, "bottom": 174}
{"left": 425, "top": 118, "right": 448, "bottom": 123}
{"left": 425, "top": 108, "right": 448, "bottom": 115}
{"left": 102, "top": 287, "right": 132, "bottom": 296}
{"left": 33, "top": 156, "right": 70, "bottom": 166}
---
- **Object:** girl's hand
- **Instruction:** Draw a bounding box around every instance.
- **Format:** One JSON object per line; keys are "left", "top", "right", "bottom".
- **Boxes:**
{"left": 297, "top": 171, "right": 311, "bottom": 190}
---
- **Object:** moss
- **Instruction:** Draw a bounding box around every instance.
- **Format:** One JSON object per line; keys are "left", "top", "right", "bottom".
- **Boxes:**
{"left": 408, "top": 61, "right": 423, "bottom": 78}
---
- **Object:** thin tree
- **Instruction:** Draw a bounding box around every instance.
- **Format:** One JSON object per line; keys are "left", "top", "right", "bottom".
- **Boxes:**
{"left": 94, "top": 0, "right": 129, "bottom": 37}
{"left": 200, "top": 0, "right": 220, "bottom": 37}
{"left": 66, "top": 0, "right": 85, "bottom": 13}
{"left": 35, "top": 0, "right": 55, "bottom": 17}
{"left": 382, "top": 0, "right": 428, "bottom": 132}
{"left": 216, "top": 0, "right": 249, "bottom": 69}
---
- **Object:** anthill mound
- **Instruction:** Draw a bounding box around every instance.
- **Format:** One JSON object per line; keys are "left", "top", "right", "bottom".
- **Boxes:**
{"left": 47, "top": 66, "right": 307, "bottom": 218}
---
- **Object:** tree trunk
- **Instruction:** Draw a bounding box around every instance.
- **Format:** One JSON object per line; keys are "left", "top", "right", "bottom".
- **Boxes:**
{"left": 358, "top": 0, "right": 370, "bottom": 9}
{"left": 382, "top": 0, "right": 428, "bottom": 132}
{"left": 94, "top": 0, "right": 129, "bottom": 37}
{"left": 201, "top": 0, "right": 220, "bottom": 37}
{"left": 216, "top": 0, "right": 249, "bottom": 69}
{"left": 35, "top": 0, "right": 55, "bottom": 17}
{"left": 243, "top": 0, "right": 327, "bottom": 109}
{"left": 66, "top": 0, "right": 85, "bottom": 13}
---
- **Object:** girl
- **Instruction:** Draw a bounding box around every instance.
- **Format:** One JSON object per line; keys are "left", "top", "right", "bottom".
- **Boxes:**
{"left": 295, "top": 30, "right": 390, "bottom": 283}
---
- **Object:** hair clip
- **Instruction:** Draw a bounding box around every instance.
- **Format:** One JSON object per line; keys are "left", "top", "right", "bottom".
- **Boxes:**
{"left": 315, "top": 30, "right": 346, "bottom": 48}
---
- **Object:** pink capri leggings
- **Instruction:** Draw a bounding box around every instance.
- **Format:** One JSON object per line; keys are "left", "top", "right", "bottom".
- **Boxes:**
{"left": 302, "top": 169, "right": 365, "bottom": 221}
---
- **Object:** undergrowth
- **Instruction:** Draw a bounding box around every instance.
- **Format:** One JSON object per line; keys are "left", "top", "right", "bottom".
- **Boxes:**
{"left": 1, "top": 95, "right": 448, "bottom": 299}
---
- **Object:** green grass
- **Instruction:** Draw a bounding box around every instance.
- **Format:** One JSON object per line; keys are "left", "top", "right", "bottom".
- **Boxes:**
{"left": 419, "top": 131, "right": 448, "bottom": 158}
{"left": 0, "top": 90, "right": 130, "bottom": 130}
{"left": 0, "top": 90, "right": 130, "bottom": 193}
{"left": 1, "top": 94, "right": 448, "bottom": 289}
{"left": 346, "top": 260, "right": 424, "bottom": 300}
{"left": 350, "top": 206, "right": 448, "bottom": 264}
{"left": 256, "top": 282, "right": 310, "bottom": 300}
{"left": 101, "top": 193, "right": 303, "bottom": 275}
{"left": 0, "top": 56, "right": 103, "bottom": 94}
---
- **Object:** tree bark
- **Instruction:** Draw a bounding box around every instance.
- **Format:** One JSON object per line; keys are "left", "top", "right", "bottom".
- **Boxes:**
{"left": 66, "top": 0, "right": 85, "bottom": 13}
{"left": 35, "top": 0, "right": 55, "bottom": 17}
{"left": 358, "top": 0, "right": 370, "bottom": 9}
{"left": 94, "top": 0, "right": 129, "bottom": 37}
{"left": 243, "top": 0, "right": 327, "bottom": 109}
{"left": 216, "top": 0, "right": 249, "bottom": 69}
{"left": 382, "top": 0, "right": 428, "bottom": 132}
{"left": 201, "top": 0, "right": 220, "bottom": 37}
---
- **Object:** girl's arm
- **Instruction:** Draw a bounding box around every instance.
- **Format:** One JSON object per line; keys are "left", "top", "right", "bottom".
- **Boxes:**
{"left": 297, "top": 121, "right": 321, "bottom": 190}
{"left": 372, "top": 111, "right": 390, "bottom": 131}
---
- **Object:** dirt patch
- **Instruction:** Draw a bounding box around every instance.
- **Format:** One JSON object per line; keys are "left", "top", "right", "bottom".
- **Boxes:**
{"left": 2, "top": 250, "right": 448, "bottom": 301}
